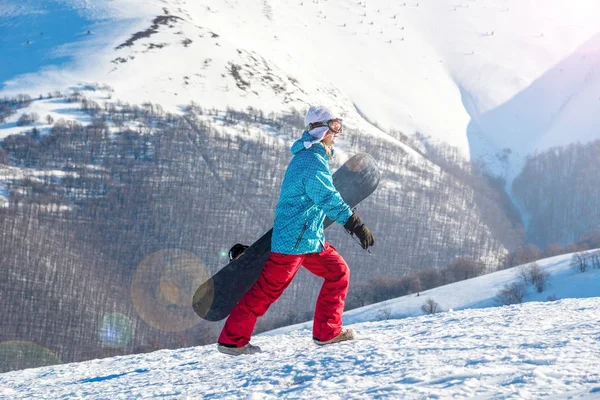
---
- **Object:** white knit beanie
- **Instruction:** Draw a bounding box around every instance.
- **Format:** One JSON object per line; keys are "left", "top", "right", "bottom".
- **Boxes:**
{"left": 304, "top": 105, "right": 334, "bottom": 149}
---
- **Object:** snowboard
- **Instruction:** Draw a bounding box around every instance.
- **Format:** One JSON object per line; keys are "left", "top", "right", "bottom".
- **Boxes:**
{"left": 192, "top": 153, "right": 380, "bottom": 321}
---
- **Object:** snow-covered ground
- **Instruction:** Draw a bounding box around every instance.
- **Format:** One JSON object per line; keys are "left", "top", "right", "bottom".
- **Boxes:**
{"left": 0, "top": 95, "right": 93, "bottom": 140}
{"left": 1, "top": 298, "right": 599, "bottom": 399}
{"left": 3, "top": 0, "right": 600, "bottom": 181}
{"left": 268, "top": 251, "right": 600, "bottom": 334}
{"left": 1, "top": 251, "right": 599, "bottom": 398}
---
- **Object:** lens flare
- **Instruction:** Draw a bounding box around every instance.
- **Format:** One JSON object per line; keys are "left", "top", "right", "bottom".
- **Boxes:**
{"left": 131, "top": 249, "right": 210, "bottom": 332}
{"left": 98, "top": 313, "right": 133, "bottom": 348}
{"left": 0, "top": 341, "right": 62, "bottom": 373}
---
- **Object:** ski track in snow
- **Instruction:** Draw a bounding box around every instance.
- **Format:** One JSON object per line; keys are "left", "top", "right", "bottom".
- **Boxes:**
{"left": 1, "top": 298, "right": 599, "bottom": 399}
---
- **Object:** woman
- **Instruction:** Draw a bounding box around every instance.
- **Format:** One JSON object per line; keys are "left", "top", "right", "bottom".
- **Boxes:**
{"left": 217, "top": 105, "right": 375, "bottom": 355}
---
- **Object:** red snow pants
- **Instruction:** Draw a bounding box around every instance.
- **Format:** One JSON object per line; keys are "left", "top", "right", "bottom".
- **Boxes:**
{"left": 218, "top": 242, "right": 350, "bottom": 347}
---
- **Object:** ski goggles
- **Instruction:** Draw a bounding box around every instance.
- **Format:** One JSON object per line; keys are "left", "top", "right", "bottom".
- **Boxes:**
{"left": 306, "top": 118, "right": 343, "bottom": 134}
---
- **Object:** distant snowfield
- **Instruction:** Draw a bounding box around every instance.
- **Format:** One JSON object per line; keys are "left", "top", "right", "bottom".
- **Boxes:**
{"left": 0, "top": 96, "right": 92, "bottom": 140}
{"left": 1, "top": 298, "right": 599, "bottom": 399}
{"left": 2, "top": 0, "right": 600, "bottom": 180}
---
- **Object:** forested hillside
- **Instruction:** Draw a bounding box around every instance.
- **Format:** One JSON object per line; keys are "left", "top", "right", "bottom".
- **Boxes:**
{"left": 513, "top": 141, "right": 600, "bottom": 248}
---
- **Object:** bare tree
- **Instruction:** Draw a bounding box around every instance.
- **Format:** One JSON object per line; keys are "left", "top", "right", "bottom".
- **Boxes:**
{"left": 346, "top": 283, "right": 373, "bottom": 309}
{"left": 543, "top": 243, "right": 564, "bottom": 258}
{"left": 0, "top": 148, "right": 8, "bottom": 165}
{"left": 589, "top": 251, "right": 600, "bottom": 270}
{"left": 421, "top": 298, "right": 441, "bottom": 315}
{"left": 576, "top": 230, "right": 600, "bottom": 250}
{"left": 496, "top": 282, "right": 527, "bottom": 305}
{"left": 503, "top": 244, "right": 543, "bottom": 268}
{"left": 376, "top": 307, "right": 392, "bottom": 321}
{"left": 517, "top": 264, "right": 532, "bottom": 285}
{"left": 16, "top": 113, "right": 35, "bottom": 126}
{"left": 447, "top": 257, "right": 486, "bottom": 282}
{"left": 527, "top": 262, "right": 550, "bottom": 292}
{"left": 417, "top": 269, "right": 442, "bottom": 290}
{"left": 406, "top": 275, "right": 422, "bottom": 294}
{"left": 369, "top": 278, "right": 409, "bottom": 303}
{"left": 570, "top": 253, "right": 587, "bottom": 273}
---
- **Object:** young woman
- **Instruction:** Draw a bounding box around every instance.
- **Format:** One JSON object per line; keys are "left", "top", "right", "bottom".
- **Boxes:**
{"left": 217, "top": 106, "right": 375, "bottom": 355}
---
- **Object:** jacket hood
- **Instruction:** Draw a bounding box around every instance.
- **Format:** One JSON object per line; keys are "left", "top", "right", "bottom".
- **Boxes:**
{"left": 291, "top": 130, "right": 317, "bottom": 155}
{"left": 291, "top": 131, "right": 335, "bottom": 157}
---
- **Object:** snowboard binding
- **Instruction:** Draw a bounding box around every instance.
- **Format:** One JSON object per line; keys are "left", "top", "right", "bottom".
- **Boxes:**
{"left": 228, "top": 243, "right": 249, "bottom": 262}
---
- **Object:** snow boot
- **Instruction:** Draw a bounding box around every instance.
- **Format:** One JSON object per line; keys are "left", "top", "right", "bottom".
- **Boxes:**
{"left": 217, "top": 343, "right": 262, "bottom": 356}
{"left": 313, "top": 327, "right": 356, "bottom": 346}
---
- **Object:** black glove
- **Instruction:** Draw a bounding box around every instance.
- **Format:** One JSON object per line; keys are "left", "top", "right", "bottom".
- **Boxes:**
{"left": 344, "top": 213, "right": 375, "bottom": 250}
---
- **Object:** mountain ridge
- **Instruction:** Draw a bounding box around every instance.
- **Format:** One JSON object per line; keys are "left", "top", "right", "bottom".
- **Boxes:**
{"left": 3, "top": 0, "right": 600, "bottom": 179}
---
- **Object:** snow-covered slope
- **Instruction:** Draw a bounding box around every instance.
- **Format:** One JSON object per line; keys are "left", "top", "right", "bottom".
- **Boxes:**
{"left": 1, "top": 298, "right": 599, "bottom": 398}
{"left": 1, "top": 251, "right": 599, "bottom": 398}
{"left": 268, "top": 250, "right": 600, "bottom": 335}
{"left": 2, "top": 0, "right": 600, "bottom": 179}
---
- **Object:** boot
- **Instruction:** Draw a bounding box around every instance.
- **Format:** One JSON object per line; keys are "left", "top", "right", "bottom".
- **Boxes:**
{"left": 313, "top": 328, "right": 356, "bottom": 346}
{"left": 217, "top": 343, "right": 262, "bottom": 356}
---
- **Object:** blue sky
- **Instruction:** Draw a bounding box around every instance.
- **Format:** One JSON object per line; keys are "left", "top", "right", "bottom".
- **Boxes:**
{"left": 0, "top": 1, "right": 94, "bottom": 89}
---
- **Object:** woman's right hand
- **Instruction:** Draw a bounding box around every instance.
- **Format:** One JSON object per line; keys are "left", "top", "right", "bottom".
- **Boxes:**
{"left": 343, "top": 213, "right": 375, "bottom": 250}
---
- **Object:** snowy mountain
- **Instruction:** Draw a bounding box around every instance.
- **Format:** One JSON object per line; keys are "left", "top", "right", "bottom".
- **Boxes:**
{"left": 3, "top": 0, "right": 600, "bottom": 379}
{"left": 3, "top": 0, "right": 600, "bottom": 179}
{"left": 1, "top": 252, "right": 599, "bottom": 398}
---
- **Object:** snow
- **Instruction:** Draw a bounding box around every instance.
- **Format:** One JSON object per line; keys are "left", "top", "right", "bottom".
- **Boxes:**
{"left": 0, "top": 96, "right": 92, "bottom": 140}
{"left": 1, "top": 298, "right": 599, "bottom": 398}
{"left": 3, "top": 0, "right": 600, "bottom": 182}
{"left": 267, "top": 251, "right": 600, "bottom": 334}
{"left": 1, "top": 251, "right": 599, "bottom": 398}
{"left": 0, "top": 182, "right": 7, "bottom": 207}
